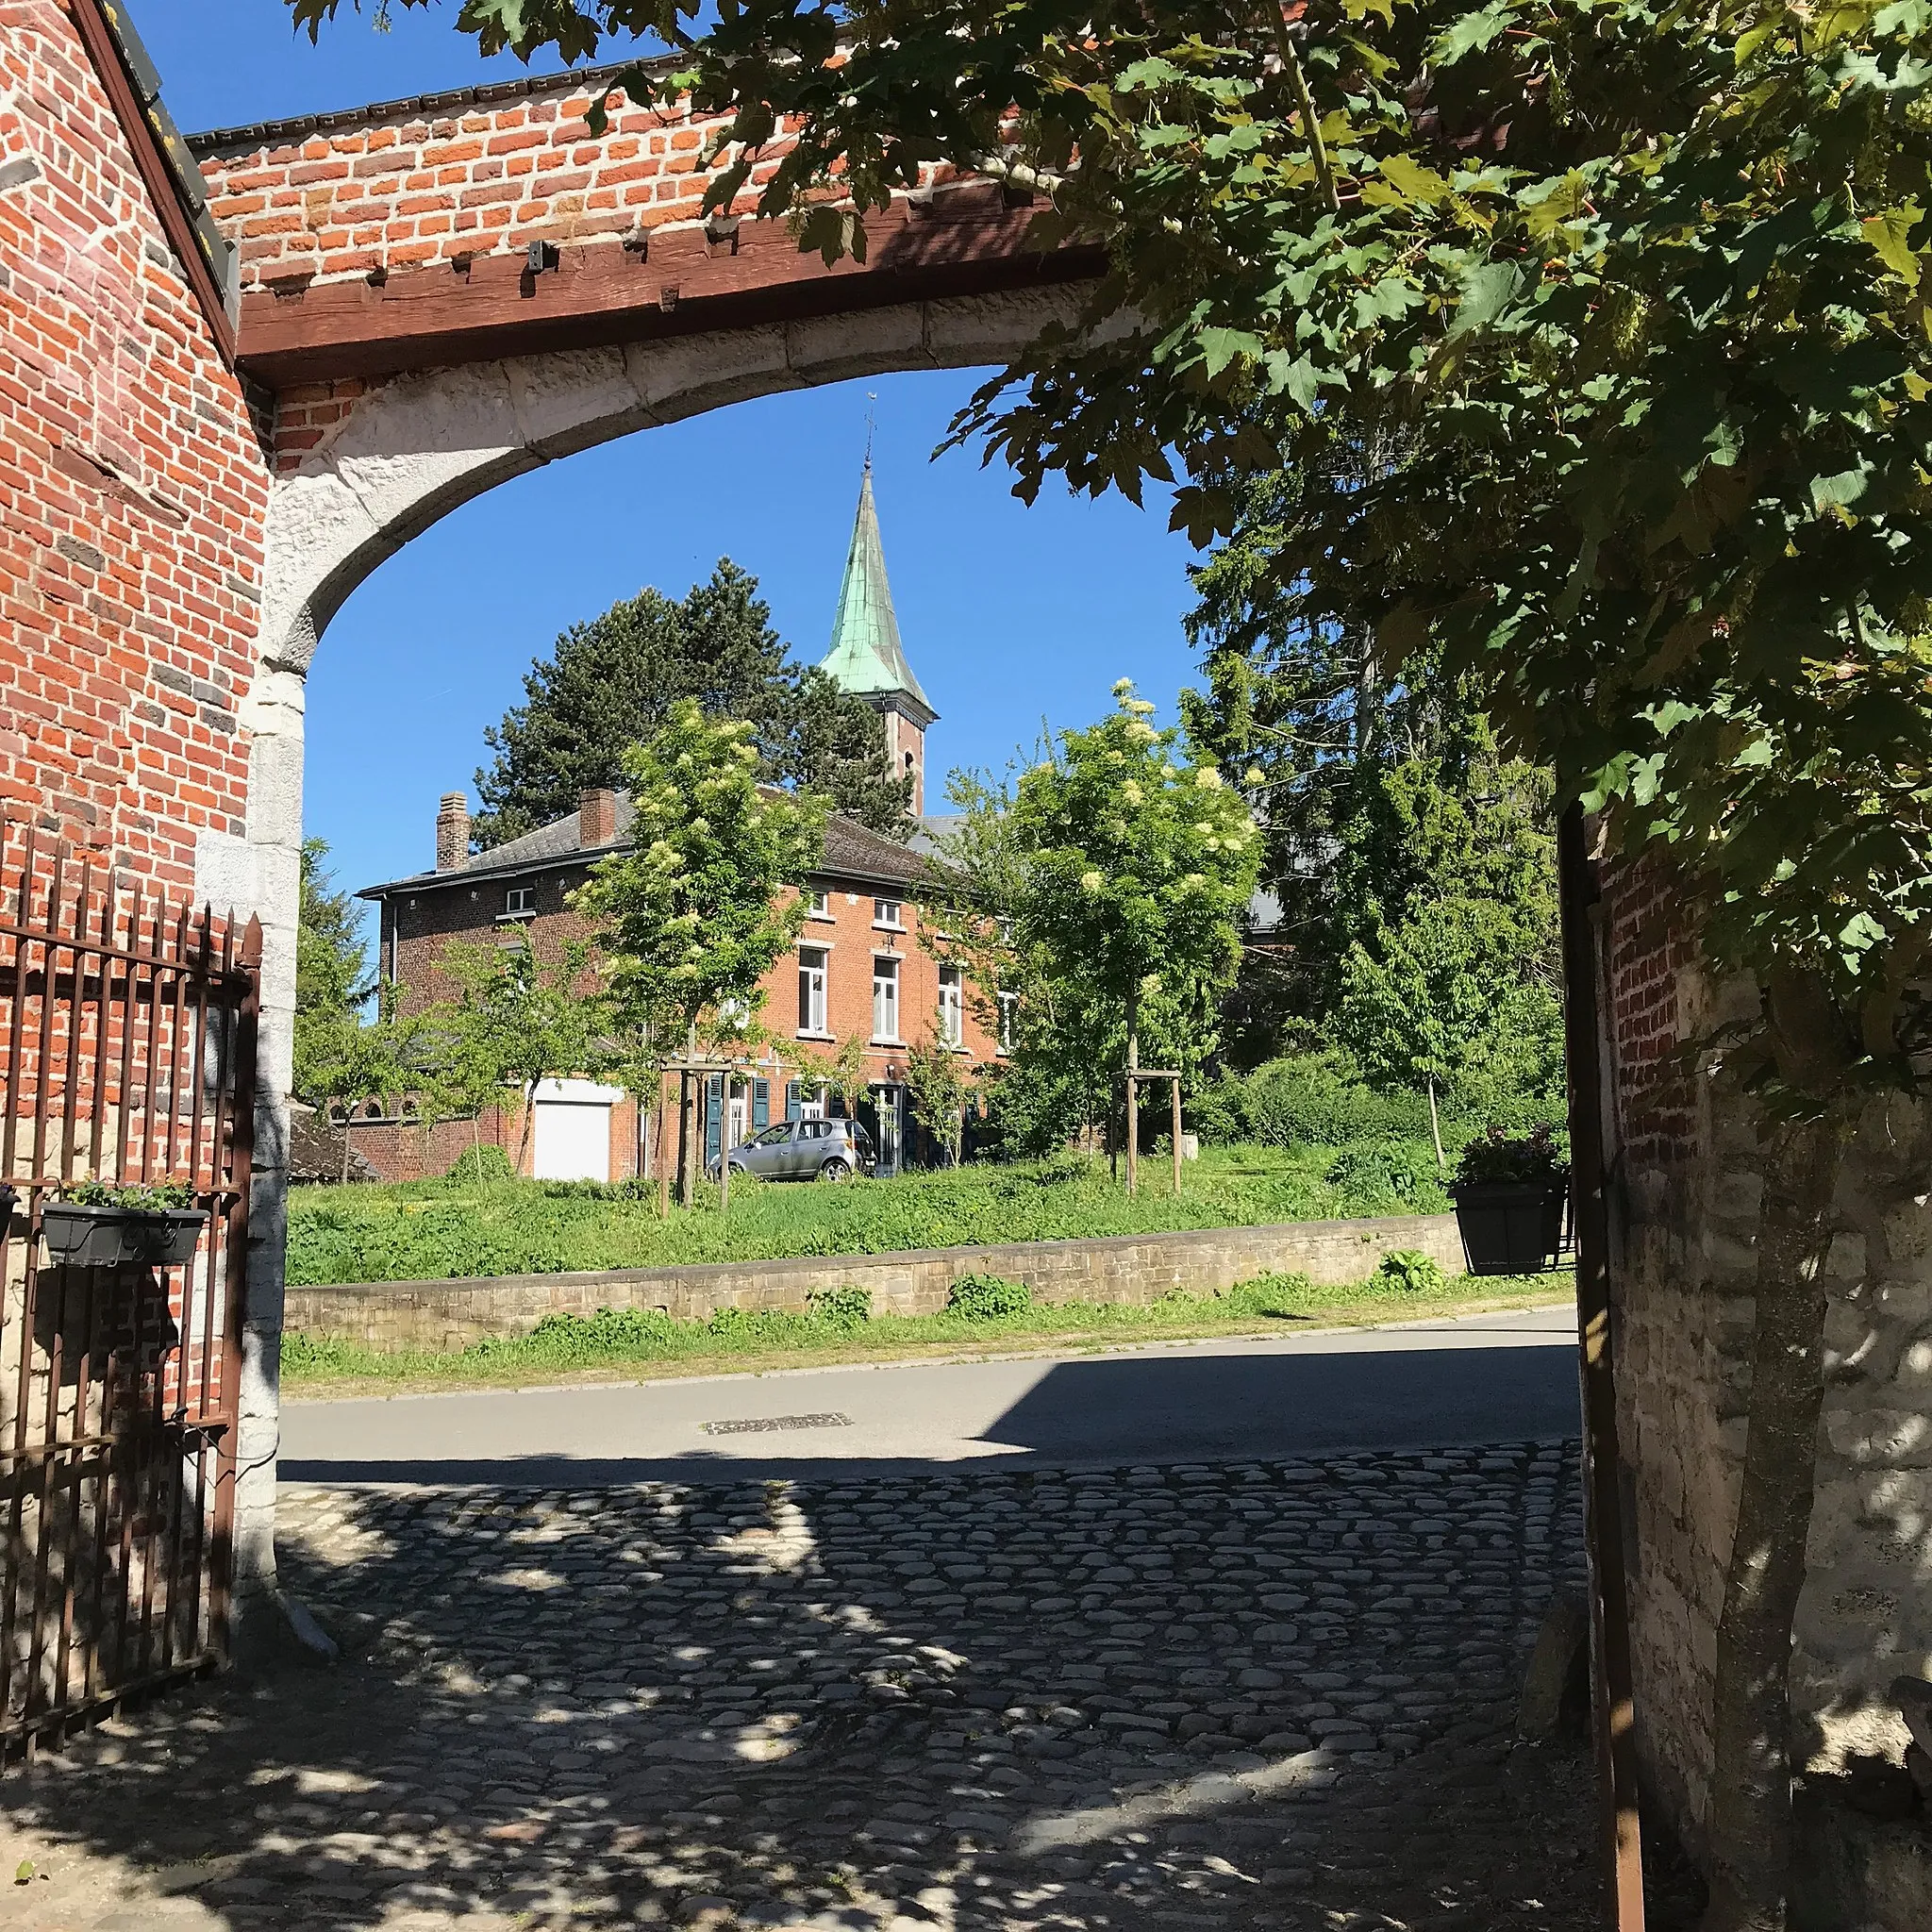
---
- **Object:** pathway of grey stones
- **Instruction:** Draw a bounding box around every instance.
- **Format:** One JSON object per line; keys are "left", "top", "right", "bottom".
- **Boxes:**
{"left": 2, "top": 1441, "right": 1612, "bottom": 1931}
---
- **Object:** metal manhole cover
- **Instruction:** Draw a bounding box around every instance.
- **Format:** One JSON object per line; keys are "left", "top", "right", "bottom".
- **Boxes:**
{"left": 699, "top": 1413, "right": 854, "bottom": 1436}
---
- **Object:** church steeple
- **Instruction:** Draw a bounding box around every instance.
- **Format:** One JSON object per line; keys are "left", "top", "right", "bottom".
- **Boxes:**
{"left": 820, "top": 458, "right": 936, "bottom": 812}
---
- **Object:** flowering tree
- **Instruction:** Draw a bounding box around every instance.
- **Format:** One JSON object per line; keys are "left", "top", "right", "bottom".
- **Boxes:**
{"left": 575, "top": 700, "right": 827, "bottom": 1201}
{"left": 1009, "top": 682, "right": 1259, "bottom": 1188}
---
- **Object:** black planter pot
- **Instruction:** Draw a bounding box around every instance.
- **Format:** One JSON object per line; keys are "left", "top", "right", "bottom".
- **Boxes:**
{"left": 40, "top": 1203, "right": 206, "bottom": 1270}
{"left": 1450, "top": 1181, "right": 1568, "bottom": 1275}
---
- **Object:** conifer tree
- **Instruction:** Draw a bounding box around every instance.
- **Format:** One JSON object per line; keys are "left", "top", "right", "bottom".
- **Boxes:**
{"left": 473, "top": 559, "right": 909, "bottom": 848}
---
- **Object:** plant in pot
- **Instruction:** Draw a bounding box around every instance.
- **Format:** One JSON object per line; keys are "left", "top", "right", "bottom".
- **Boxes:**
{"left": 40, "top": 1179, "right": 206, "bottom": 1270}
{"left": 1449, "top": 1125, "right": 1571, "bottom": 1276}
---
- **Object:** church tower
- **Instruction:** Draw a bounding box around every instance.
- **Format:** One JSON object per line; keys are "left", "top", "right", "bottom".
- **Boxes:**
{"left": 819, "top": 457, "right": 937, "bottom": 814}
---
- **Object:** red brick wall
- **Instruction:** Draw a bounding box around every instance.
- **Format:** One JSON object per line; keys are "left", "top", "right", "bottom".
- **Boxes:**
{"left": 1601, "top": 852, "right": 1700, "bottom": 1176}
{"left": 785, "top": 879, "right": 1000, "bottom": 1074}
{"left": 196, "top": 63, "right": 758, "bottom": 302}
{"left": 379, "top": 858, "right": 605, "bottom": 1015}
{"left": 345, "top": 1092, "right": 648, "bottom": 1186}
{"left": 377, "top": 858, "right": 1001, "bottom": 1093}
{"left": 194, "top": 66, "right": 806, "bottom": 480}
{"left": 1, "top": 2, "right": 269, "bottom": 890}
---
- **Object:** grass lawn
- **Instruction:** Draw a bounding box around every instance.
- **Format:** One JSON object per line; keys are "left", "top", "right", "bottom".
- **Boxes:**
{"left": 281, "top": 1264, "right": 1574, "bottom": 1401}
{"left": 286, "top": 1141, "right": 1452, "bottom": 1287}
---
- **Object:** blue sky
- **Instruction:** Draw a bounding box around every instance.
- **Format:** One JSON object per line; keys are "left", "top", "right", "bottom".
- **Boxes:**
{"left": 138, "top": 3, "right": 1204, "bottom": 909}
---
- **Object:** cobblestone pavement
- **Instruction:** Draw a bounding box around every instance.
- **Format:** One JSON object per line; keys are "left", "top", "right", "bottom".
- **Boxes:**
{"left": 1, "top": 1441, "right": 1624, "bottom": 1931}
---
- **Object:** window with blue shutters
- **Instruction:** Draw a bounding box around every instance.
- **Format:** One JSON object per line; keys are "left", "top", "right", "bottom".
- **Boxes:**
{"left": 785, "top": 1080, "right": 802, "bottom": 1122}
{"left": 753, "top": 1080, "right": 770, "bottom": 1129}
{"left": 705, "top": 1074, "right": 723, "bottom": 1168}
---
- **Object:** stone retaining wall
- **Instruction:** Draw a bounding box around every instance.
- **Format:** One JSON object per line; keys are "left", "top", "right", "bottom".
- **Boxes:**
{"left": 285, "top": 1213, "right": 1470, "bottom": 1353}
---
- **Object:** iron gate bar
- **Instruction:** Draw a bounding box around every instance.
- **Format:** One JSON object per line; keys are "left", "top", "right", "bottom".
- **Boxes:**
{"left": 0, "top": 820, "right": 259, "bottom": 1762}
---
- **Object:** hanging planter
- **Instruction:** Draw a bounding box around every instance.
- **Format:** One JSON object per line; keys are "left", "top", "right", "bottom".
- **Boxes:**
{"left": 40, "top": 1183, "right": 206, "bottom": 1270}
{"left": 1450, "top": 1127, "right": 1571, "bottom": 1276}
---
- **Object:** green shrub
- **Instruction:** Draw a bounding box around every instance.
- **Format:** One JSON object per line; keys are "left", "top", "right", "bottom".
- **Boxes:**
{"left": 524, "top": 1307, "right": 678, "bottom": 1360}
{"left": 1242, "top": 1054, "right": 1437, "bottom": 1147}
{"left": 1453, "top": 1124, "right": 1572, "bottom": 1188}
{"left": 978, "top": 1059, "right": 1090, "bottom": 1159}
{"left": 445, "top": 1144, "right": 515, "bottom": 1185}
{"left": 63, "top": 1179, "right": 196, "bottom": 1209}
{"left": 1218, "top": 1270, "right": 1316, "bottom": 1316}
{"left": 946, "top": 1272, "right": 1033, "bottom": 1320}
{"left": 1325, "top": 1142, "right": 1437, "bottom": 1208}
{"left": 1376, "top": 1249, "right": 1447, "bottom": 1294}
{"left": 808, "top": 1284, "right": 874, "bottom": 1327}
{"left": 1187, "top": 1077, "right": 1246, "bottom": 1146}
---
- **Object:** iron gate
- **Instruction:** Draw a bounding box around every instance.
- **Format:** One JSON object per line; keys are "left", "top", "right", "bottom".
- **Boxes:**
{"left": 0, "top": 821, "right": 258, "bottom": 1759}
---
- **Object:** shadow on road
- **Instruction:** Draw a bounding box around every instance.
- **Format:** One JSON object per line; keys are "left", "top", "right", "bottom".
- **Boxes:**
{"left": 281, "top": 1340, "right": 1583, "bottom": 1487}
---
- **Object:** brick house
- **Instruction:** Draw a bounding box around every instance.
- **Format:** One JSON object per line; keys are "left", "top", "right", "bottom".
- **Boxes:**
{"left": 353, "top": 462, "right": 1003, "bottom": 1182}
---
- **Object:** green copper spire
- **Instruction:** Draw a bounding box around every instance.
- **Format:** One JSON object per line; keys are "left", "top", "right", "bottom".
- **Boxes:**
{"left": 820, "top": 460, "right": 934, "bottom": 715}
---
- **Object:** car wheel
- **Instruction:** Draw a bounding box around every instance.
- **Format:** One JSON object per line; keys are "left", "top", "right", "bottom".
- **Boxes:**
{"left": 818, "top": 1157, "right": 852, "bottom": 1182}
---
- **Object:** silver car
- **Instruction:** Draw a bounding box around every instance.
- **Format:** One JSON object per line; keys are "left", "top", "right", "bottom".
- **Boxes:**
{"left": 714, "top": 1117, "right": 876, "bottom": 1183}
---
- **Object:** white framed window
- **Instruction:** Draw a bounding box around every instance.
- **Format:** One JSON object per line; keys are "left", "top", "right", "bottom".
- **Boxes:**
{"left": 808, "top": 887, "right": 831, "bottom": 918}
{"left": 797, "top": 945, "right": 829, "bottom": 1035}
{"left": 872, "top": 955, "right": 901, "bottom": 1041}
{"left": 501, "top": 885, "right": 536, "bottom": 920}
{"left": 874, "top": 896, "right": 903, "bottom": 930}
{"left": 939, "top": 965, "right": 965, "bottom": 1049}
{"left": 997, "top": 991, "right": 1019, "bottom": 1055}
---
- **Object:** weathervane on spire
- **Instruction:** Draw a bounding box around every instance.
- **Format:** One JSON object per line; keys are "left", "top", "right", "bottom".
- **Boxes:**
{"left": 865, "top": 392, "right": 876, "bottom": 470}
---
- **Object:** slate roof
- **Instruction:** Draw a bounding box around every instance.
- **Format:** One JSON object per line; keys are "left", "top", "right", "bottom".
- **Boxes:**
{"left": 98, "top": 3, "right": 239, "bottom": 325}
{"left": 819, "top": 461, "right": 935, "bottom": 720}
{"left": 358, "top": 795, "right": 936, "bottom": 900}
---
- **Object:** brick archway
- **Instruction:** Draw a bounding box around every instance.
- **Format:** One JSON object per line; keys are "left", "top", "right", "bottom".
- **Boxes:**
{"left": 187, "top": 59, "right": 1101, "bottom": 1117}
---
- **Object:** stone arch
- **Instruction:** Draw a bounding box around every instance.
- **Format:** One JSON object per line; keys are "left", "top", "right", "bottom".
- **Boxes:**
{"left": 223, "top": 283, "right": 1082, "bottom": 1161}
{"left": 258, "top": 289, "right": 1077, "bottom": 678}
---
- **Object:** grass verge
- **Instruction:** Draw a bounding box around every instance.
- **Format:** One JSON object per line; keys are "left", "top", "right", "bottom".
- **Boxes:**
{"left": 281, "top": 1265, "right": 1574, "bottom": 1402}
{"left": 287, "top": 1141, "right": 1454, "bottom": 1287}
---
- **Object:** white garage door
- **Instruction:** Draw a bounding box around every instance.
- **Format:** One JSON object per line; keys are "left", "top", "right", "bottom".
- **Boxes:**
{"left": 531, "top": 1078, "right": 619, "bottom": 1182}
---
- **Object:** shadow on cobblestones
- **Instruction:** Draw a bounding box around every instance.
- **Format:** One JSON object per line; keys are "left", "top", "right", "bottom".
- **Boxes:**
{"left": 1, "top": 1441, "right": 1630, "bottom": 1932}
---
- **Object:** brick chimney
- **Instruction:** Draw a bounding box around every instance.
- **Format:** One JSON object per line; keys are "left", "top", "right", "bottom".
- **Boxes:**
{"left": 435, "top": 792, "right": 470, "bottom": 872}
{"left": 580, "top": 786, "right": 618, "bottom": 849}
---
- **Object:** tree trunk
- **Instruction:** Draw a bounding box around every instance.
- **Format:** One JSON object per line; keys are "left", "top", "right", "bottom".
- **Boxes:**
{"left": 1125, "top": 981, "right": 1141, "bottom": 1196}
{"left": 1172, "top": 1077, "right": 1184, "bottom": 1196}
{"left": 679, "top": 1071, "right": 695, "bottom": 1209}
{"left": 657, "top": 1076, "right": 671, "bottom": 1219}
{"left": 516, "top": 1079, "right": 537, "bottom": 1176}
{"left": 1701, "top": 1108, "right": 1847, "bottom": 1932}
{"left": 340, "top": 1109, "right": 353, "bottom": 1186}
{"left": 1426, "top": 1075, "right": 1445, "bottom": 1174}
{"left": 719, "top": 1075, "right": 732, "bottom": 1216}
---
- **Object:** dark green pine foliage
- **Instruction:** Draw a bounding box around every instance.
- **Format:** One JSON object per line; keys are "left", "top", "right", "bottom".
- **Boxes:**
{"left": 472, "top": 560, "right": 911, "bottom": 849}
{"left": 1182, "top": 465, "right": 1560, "bottom": 1107}
{"left": 295, "top": 839, "right": 371, "bottom": 1024}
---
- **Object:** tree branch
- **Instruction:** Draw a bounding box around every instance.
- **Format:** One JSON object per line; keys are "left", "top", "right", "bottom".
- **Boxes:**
{"left": 1269, "top": 9, "right": 1341, "bottom": 214}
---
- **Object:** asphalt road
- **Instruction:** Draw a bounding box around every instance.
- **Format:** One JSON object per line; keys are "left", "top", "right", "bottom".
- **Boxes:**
{"left": 278, "top": 1305, "right": 1582, "bottom": 1487}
